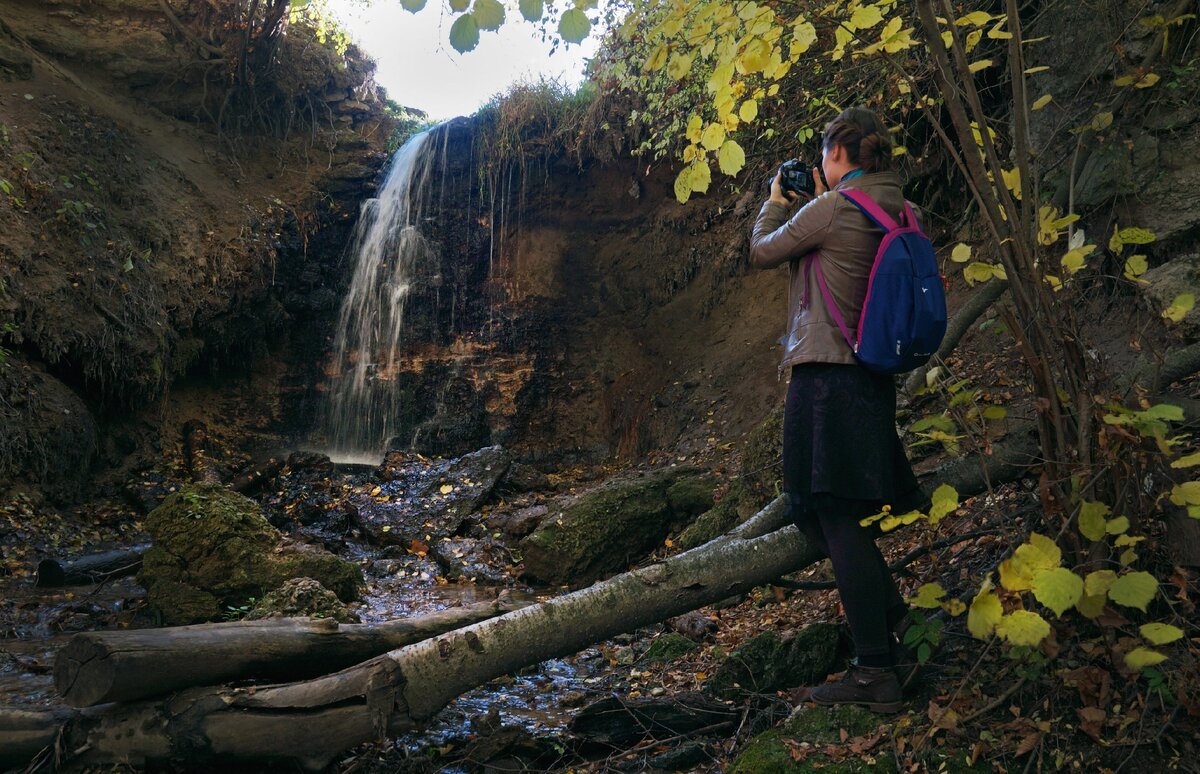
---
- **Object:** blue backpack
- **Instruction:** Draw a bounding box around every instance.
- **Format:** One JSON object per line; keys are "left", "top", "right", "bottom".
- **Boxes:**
{"left": 805, "top": 189, "right": 946, "bottom": 374}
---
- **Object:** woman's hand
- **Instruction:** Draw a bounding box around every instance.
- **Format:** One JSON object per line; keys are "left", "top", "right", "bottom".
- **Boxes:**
{"left": 811, "top": 166, "right": 828, "bottom": 197}
{"left": 769, "top": 171, "right": 799, "bottom": 206}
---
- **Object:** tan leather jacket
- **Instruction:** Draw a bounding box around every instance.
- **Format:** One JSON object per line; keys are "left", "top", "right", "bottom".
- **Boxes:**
{"left": 749, "top": 170, "right": 908, "bottom": 371}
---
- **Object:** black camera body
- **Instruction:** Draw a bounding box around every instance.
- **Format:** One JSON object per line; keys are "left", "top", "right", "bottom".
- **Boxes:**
{"left": 767, "top": 159, "right": 819, "bottom": 200}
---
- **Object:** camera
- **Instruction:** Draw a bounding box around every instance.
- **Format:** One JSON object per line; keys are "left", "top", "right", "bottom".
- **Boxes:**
{"left": 767, "top": 159, "right": 820, "bottom": 200}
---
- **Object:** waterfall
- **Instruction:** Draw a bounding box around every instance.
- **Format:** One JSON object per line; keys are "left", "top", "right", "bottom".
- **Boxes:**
{"left": 316, "top": 128, "right": 444, "bottom": 463}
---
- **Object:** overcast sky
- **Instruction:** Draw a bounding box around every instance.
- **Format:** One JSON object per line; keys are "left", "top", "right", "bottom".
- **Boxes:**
{"left": 327, "top": 0, "right": 602, "bottom": 120}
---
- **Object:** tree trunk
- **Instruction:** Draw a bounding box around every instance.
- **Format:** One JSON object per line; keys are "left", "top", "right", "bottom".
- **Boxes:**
{"left": 54, "top": 597, "right": 525, "bottom": 707}
{"left": 35, "top": 546, "right": 148, "bottom": 587}
{"left": 23, "top": 499, "right": 816, "bottom": 771}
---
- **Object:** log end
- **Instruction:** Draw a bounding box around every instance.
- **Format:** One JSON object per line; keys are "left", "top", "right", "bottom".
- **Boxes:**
{"left": 35, "top": 559, "right": 66, "bottom": 587}
{"left": 54, "top": 635, "right": 114, "bottom": 708}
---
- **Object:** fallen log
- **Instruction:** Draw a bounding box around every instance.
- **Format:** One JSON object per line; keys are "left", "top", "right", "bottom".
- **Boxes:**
{"left": 182, "top": 419, "right": 222, "bottom": 485}
{"left": 55, "top": 596, "right": 525, "bottom": 707}
{"left": 22, "top": 499, "right": 816, "bottom": 771}
{"left": 35, "top": 546, "right": 148, "bottom": 587}
{"left": 0, "top": 708, "right": 73, "bottom": 769}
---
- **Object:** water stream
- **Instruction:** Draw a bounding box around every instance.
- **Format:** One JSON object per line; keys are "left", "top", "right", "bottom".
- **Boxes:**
{"left": 317, "top": 128, "right": 448, "bottom": 464}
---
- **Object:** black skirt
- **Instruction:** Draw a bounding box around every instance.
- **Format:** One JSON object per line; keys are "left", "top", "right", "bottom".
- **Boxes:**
{"left": 782, "top": 362, "right": 924, "bottom": 516}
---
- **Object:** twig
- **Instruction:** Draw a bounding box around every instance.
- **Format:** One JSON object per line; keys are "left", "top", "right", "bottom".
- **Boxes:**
{"left": 960, "top": 676, "right": 1027, "bottom": 724}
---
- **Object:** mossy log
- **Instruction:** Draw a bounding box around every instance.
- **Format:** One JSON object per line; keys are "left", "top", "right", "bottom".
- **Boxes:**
{"left": 54, "top": 597, "right": 524, "bottom": 707}
{"left": 17, "top": 499, "right": 818, "bottom": 771}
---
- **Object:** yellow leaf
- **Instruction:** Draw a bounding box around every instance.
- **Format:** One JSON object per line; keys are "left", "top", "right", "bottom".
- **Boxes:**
{"left": 1139, "top": 622, "right": 1184, "bottom": 645}
{"left": 950, "top": 243, "right": 972, "bottom": 263}
{"left": 673, "top": 167, "right": 693, "bottom": 204}
{"left": 682, "top": 144, "right": 700, "bottom": 163}
{"left": 987, "top": 19, "right": 1012, "bottom": 39}
{"left": 942, "top": 598, "right": 966, "bottom": 617}
{"left": 1123, "top": 254, "right": 1148, "bottom": 280}
{"left": 738, "top": 39, "right": 771, "bottom": 73}
{"left": 685, "top": 114, "right": 703, "bottom": 144}
{"left": 1107, "top": 571, "right": 1158, "bottom": 612}
{"left": 767, "top": 84, "right": 780, "bottom": 96}
{"left": 1089, "top": 111, "right": 1114, "bottom": 131}
{"left": 1000, "top": 167, "right": 1021, "bottom": 199}
{"left": 721, "top": 112, "right": 740, "bottom": 132}
{"left": 1114, "top": 534, "right": 1144, "bottom": 547}
{"left": 968, "top": 583, "right": 1002, "bottom": 639}
{"left": 1031, "top": 567, "right": 1084, "bottom": 617}
{"left": 1031, "top": 94, "right": 1052, "bottom": 110}
{"left": 964, "top": 28, "right": 983, "bottom": 53}
{"left": 892, "top": 146, "right": 908, "bottom": 156}
{"left": 440, "top": 483, "right": 453, "bottom": 494}
{"left": 963, "top": 261, "right": 998, "bottom": 285}
{"left": 1135, "top": 72, "right": 1161, "bottom": 88}
{"left": 1044, "top": 274, "right": 1063, "bottom": 292}
{"left": 1163, "top": 293, "right": 1195, "bottom": 323}
{"left": 738, "top": 99, "right": 758, "bottom": 123}
{"left": 717, "top": 139, "right": 745, "bottom": 176}
{"left": 1078, "top": 500, "right": 1109, "bottom": 541}
{"left": 1105, "top": 515, "right": 1130, "bottom": 535}
{"left": 1170, "top": 451, "right": 1200, "bottom": 468}
{"left": 645, "top": 43, "right": 669, "bottom": 72}
{"left": 956, "top": 10, "right": 994, "bottom": 26}
{"left": 791, "top": 19, "right": 817, "bottom": 53}
{"left": 1170, "top": 481, "right": 1200, "bottom": 505}
{"left": 850, "top": 4, "right": 884, "bottom": 29}
{"left": 700, "top": 122, "right": 726, "bottom": 151}
{"left": 968, "top": 59, "right": 993, "bottom": 73}
{"left": 996, "top": 610, "right": 1051, "bottom": 647}
{"left": 928, "top": 483, "right": 958, "bottom": 525}
{"left": 1108, "top": 223, "right": 1124, "bottom": 254}
{"left": 910, "top": 582, "right": 946, "bottom": 609}
{"left": 1084, "top": 569, "right": 1118, "bottom": 597}
{"left": 687, "top": 159, "right": 711, "bottom": 194}
{"left": 1120, "top": 547, "right": 1138, "bottom": 566}
{"left": 667, "top": 51, "right": 693, "bottom": 80}
{"left": 1061, "top": 247, "right": 1088, "bottom": 275}
{"left": 1024, "top": 65, "right": 1050, "bottom": 74}
{"left": 1124, "top": 647, "right": 1167, "bottom": 670}
{"left": 1118, "top": 226, "right": 1156, "bottom": 244}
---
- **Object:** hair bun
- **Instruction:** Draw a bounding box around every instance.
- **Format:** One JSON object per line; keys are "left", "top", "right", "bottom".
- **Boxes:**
{"left": 858, "top": 132, "right": 892, "bottom": 173}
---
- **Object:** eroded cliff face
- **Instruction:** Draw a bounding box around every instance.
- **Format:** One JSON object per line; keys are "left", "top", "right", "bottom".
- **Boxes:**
{"left": 0, "top": 0, "right": 390, "bottom": 499}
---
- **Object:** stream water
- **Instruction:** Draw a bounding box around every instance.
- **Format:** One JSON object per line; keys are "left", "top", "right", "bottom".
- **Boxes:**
{"left": 317, "top": 128, "right": 449, "bottom": 464}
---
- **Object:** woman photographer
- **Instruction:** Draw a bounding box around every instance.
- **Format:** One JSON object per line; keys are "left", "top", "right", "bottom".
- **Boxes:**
{"left": 749, "top": 106, "right": 925, "bottom": 712}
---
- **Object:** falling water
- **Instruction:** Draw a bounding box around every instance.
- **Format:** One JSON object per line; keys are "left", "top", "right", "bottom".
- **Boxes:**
{"left": 317, "top": 128, "right": 445, "bottom": 463}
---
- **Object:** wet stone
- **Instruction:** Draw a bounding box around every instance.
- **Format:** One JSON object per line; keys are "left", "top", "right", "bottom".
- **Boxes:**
{"left": 122, "top": 470, "right": 184, "bottom": 514}
{"left": 247, "top": 577, "right": 359, "bottom": 623}
{"left": 431, "top": 537, "right": 509, "bottom": 583}
{"left": 706, "top": 624, "right": 843, "bottom": 700}
{"left": 486, "top": 504, "right": 547, "bottom": 538}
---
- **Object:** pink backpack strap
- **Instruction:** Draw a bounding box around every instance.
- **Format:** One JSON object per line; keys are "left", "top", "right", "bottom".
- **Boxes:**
{"left": 839, "top": 189, "right": 900, "bottom": 232}
{"left": 803, "top": 254, "right": 856, "bottom": 351}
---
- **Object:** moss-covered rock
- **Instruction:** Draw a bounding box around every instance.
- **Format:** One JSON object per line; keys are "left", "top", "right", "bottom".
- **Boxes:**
{"left": 731, "top": 704, "right": 994, "bottom": 773}
{"left": 247, "top": 577, "right": 359, "bottom": 623}
{"left": 138, "top": 484, "right": 362, "bottom": 625}
{"left": 519, "top": 467, "right": 713, "bottom": 586}
{"left": 729, "top": 705, "right": 896, "bottom": 774}
{"left": 707, "top": 624, "right": 842, "bottom": 699}
{"left": 643, "top": 632, "right": 699, "bottom": 664}
{"left": 678, "top": 404, "right": 783, "bottom": 549}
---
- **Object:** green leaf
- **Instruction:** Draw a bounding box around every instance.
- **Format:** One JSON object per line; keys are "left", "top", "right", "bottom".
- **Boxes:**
{"left": 449, "top": 0, "right": 469, "bottom": 9}
{"left": 1139, "top": 622, "right": 1184, "bottom": 645}
{"left": 449, "top": 13, "right": 480, "bottom": 52}
{"left": 928, "top": 483, "right": 958, "bottom": 525}
{"left": 1124, "top": 254, "right": 1148, "bottom": 280}
{"left": 996, "top": 610, "right": 1050, "bottom": 647}
{"left": 1031, "top": 567, "right": 1083, "bottom": 617}
{"left": 559, "top": 8, "right": 591, "bottom": 43}
{"left": 1107, "top": 571, "right": 1158, "bottom": 612}
{"left": 518, "top": 0, "right": 543, "bottom": 21}
{"left": 1031, "top": 94, "right": 1052, "bottom": 110}
{"left": 472, "top": 0, "right": 504, "bottom": 31}
{"left": 399, "top": 0, "right": 427, "bottom": 10}
{"left": 850, "top": 4, "right": 884, "bottom": 28}
{"left": 981, "top": 405, "right": 1007, "bottom": 420}
{"left": 1105, "top": 515, "right": 1130, "bottom": 535}
{"left": 1084, "top": 569, "right": 1118, "bottom": 597}
{"left": 1078, "top": 500, "right": 1109, "bottom": 541}
{"left": 1124, "top": 647, "right": 1167, "bottom": 670}
{"left": 717, "top": 140, "right": 745, "bottom": 176}
{"left": 963, "top": 261, "right": 998, "bottom": 285}
{"left": 1163, "top": 293, "right": 1194, "bottom": 323}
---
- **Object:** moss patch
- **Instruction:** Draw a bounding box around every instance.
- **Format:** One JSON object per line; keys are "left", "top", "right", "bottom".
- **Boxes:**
{"left": 643, "top": 632, "right": 699, "bottom": 664}
{"left": 707, "top": 624, "right": 842, "bottom": 700}
{"left": 138, "top": 484, "right": 361, "bottom": 625}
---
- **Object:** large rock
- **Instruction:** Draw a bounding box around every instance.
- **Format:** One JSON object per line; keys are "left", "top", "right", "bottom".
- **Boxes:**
{"left": 138, "top": 484, "right": 362, "bottom": 625}
{"left": 519, "top": 466, "right": 713, "bottom": 586}
{"left": 1141, "top": 253, "right": 1200, "bottom": 340}
{"left": 247, "top": 578, "right": 359, "bottom": 623}
{"left": 706, "top": 625, "right": 843, "bottom": 700}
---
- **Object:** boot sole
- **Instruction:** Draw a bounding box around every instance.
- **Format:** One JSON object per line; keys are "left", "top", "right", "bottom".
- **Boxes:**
{"left": 811, "top": 695, "right": 903, "bottom": 714}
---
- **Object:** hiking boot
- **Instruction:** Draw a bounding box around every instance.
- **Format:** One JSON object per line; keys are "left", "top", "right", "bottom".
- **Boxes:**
{"left": 810, "top": 663, "right": 903, "bottom": 713}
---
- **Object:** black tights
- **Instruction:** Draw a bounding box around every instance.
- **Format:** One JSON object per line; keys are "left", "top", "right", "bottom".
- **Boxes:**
{"left": 791, "top": 495, "right": 908, "bottom": 666}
